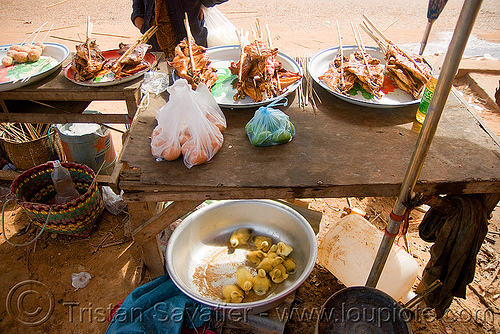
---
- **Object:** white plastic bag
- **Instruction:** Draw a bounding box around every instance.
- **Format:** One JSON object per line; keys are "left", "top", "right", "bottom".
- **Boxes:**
{"left": 202, "top": 6, "right": 239, "bottom": 47}
{"left": 150, "top": 79, "right": 226, "bottom": 168}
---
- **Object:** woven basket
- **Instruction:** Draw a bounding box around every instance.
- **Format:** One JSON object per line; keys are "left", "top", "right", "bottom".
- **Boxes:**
{"left": 2, "top": 129, "right": 56, "bottom": 171}
{"left": 10, "top": 161, "right": 104, "bottom": 237}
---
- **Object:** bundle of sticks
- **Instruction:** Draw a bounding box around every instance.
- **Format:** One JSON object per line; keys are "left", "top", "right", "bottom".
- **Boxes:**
{"left": 319, "top": 22, "right": 385, "bottom": 99}
{"left": 168, "top": 13, "right": 218, "bottom": 90}
{"left": 0, "top": 123, "right": 51, "bottom": 143}
{"left": 360, "top": 15, "right": 432, "bottom": 99}
{"left": 230, "top": 24, "right": 302, "bottom": 102}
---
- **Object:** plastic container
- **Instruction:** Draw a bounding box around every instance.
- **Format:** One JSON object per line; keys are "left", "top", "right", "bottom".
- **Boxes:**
{"left": 317, "top": 214, "right": 418, "bottom": 303}
{"left": 51, "top": 160, "right": 80, "bottom": 204}
{"left": 416, "top": 56, "right": 443, "bottom": 124}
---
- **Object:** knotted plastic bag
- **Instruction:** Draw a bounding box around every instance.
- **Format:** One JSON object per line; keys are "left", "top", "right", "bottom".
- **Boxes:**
{"left": 150, "top": 78, "right": 226, "bottom": 168}
{"left": 245, "top": 98, "right": 295, "bottom": 147}
{"left": 201, "top": 5, "right": 239, "bottom": 47}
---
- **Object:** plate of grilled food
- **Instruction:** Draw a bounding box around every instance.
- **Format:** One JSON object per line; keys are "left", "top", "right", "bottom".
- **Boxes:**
{"left": 308, "top": 45, "right": 432, "bottom": 108}
{"left": 64, "top": 40, "right": 156, "bottom": 87}
{"left": 206, "top": 43, "right": 303, "bottom": 108}
{"left": 0, "top": 42, "right": 69, "bottom": 92}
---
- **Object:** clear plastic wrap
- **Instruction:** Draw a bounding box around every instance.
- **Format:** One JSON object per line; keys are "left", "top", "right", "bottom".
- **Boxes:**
{"left": 245, "top": 98, "right": 295, "bottom": 147}
{"left": 150, "top": 79, "right": 226, "bottom": 168}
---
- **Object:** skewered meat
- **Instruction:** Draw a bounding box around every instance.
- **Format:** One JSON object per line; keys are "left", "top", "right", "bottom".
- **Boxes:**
{"left": 384, "top": 44, "right": 431, "bottom": 99}
{"left": 168, "top": 38, "right": 218, "bottom": 91}
{"left": 71, "top": 38, "right": 109, "bottom": 82}
{"left": 117, "top": 42, "right": 151, "bottom": 66}
{"left": 360, "top": 16, "right": 432, "bottom": 99}
{"left": 113, "top": 42, "right": 152, "bottom": 79}
{"left": 319, "top": 51, "right": 384, "bottom": 98}
{"left": 230, "top": 39, "right": 302, "bottom": 102}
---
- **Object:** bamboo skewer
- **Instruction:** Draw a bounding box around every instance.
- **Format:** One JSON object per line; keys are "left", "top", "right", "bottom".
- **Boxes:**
{"left": 111, "top": 25, "right": 158, "bottom": 71}
{"left": 183, "top": 13, "right": 198, "bottom": 80}
{"left": 362, "top": 14, "right": 427, "bottom": 77}
{"left": 86, "top": 16, "right": 93, "bottom": 64}
{"left": 46, "top": 0, "right": 70, "bottom": 8}
{"left": 351, "top": 22, "right": 372, "bottom": 77}
{"left": 41, "top": 24, "right": 54, "bottom": 43}
{"left": 265, "top": 24, "right": 273, "bottom": 49}
{"left": 336, "top": 21, "right": 345, "bottom": 89}
{"left": 22, "top": 22, "right": 48, "bottom": 45}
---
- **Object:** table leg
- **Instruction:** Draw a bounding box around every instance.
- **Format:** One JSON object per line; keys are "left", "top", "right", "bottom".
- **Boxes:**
{"left": 129, "top": 200, "right": 204, "bottom": 279}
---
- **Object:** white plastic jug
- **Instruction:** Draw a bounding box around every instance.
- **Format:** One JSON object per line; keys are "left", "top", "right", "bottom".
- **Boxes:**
{"left": 317, "top": 214, "right": 418, "bottom": 302}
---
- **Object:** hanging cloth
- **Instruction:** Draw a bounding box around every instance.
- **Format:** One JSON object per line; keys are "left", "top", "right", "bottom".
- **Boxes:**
{"left": 154, "top": 0, "right": 178, "bottom": 59}
{"left": 416, "top": 194, "right": 489, "bottom": 318}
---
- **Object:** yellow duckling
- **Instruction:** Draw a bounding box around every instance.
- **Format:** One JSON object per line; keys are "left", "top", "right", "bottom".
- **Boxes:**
{"left": 267, "top": 244, "right": 278, "bottom": 254}
{"left": 236, "top": 266, "right": 254, "bottom": 294}
{"left": 277, "top": 242, "right": 293, "bottom": 257}
{"left": 246, "top": 250, "right": 266, "bottom": 266}
{"left": 222, "top": 284, "right": 245, "bottom": 303}
{"left": 229, "top": 228, "right": 253, "bottom": 248}
{"left": 282, "top": 258, "right": 297, "bottom": 275}
{"left": 253, "top": 269, "right": 271, "bottom": 296}
{"left": 257, "top": 256, "right": 284, "bottom": 273}
{"left": 270, "top": 264, "right": 289, "bottom": 283}
{"left": 253, "top": 235, "right": 273, "bottom": 252}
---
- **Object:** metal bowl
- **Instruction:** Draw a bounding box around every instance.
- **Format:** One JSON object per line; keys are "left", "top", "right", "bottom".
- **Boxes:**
{"left": 166, "top": 200, "right": 318, "bottom": 313}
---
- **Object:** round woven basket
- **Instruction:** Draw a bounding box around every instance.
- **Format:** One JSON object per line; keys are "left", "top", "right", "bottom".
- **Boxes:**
{"left": 2, "top": 129, "right": 56, "bottom": 171}
{"left": 10, "top": 161, "right": 104, "bottom": 237}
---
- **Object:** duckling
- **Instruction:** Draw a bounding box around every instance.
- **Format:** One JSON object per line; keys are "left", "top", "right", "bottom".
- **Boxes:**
{"left": 246, "top": 250, "right": 266, "bottom": 266}
{"left": 277, "top": 242, "right": 293, "bottom": 257}
{"left": 282, "top": 258, "right": 297, "bottom": 275}
{"left": 236, "top": 266, "right": 254, "bottom": 294}
{"left": 229, "top": 228, "right": 253, "bottom": 248}
{"left": 270, "top": 264, "right": 289, "bottom": 283}
{"left": 222, "top": 284, "right": 245, "bottom": 303}
{"left": 253, "top": 269, "right": 271, "bottom": 296}
{"left": 267, "top": 244, "right": 278, "bottom": 254}
{"left": 253, "top": 235, "right": 273, "bottom": 252}
{"left": 257, "top": 256, "right": 284, "bottom": 273}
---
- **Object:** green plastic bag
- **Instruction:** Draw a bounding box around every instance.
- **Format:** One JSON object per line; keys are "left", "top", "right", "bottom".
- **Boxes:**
{"left": 245, "top": 98, "right": 295, "bottom": 147}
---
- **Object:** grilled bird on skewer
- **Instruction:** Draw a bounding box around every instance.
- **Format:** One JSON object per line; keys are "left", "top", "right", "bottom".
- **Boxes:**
{"left": 230, "top": 39, "right": 302, "bottom": 102}
{"left": 168, "top": 38, "right": 218, "bottom": 90}
{"left": 71, "top": 38, "right": 108, "bottom": 81}
{"left": 384, "top": 45, "right": 431, "bottom": 99}
{"left": 113, "top": 42, "right": 152, "bottom": 79}
{"left": 319, "top": 51, "right": 384, "bottom": 98}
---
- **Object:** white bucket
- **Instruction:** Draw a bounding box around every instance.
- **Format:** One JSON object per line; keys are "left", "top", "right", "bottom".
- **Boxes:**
{"left": 317, "top": 214, "right": 418, "bottom": 302}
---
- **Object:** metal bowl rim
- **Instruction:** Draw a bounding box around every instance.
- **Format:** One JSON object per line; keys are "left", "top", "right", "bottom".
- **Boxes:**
{"left": 166, "top": 199, "right": 318, "bottom": 310}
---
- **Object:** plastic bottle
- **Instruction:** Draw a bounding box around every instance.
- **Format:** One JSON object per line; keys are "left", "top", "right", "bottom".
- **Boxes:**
{"left": 51, "top": 160, "right": 80, "bottom": 204}
{"left": 416, "top": 56, "right": 443, "bottom": 124}
{"left": 317, "top": 214, "right": 418, "bottom": 303}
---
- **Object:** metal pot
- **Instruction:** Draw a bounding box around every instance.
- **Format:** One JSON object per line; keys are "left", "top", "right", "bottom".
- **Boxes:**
{"left": 316, "top": 286, "right": 411, "bottom": 334}
{"left": 166, "top": 199, "right": 318, "bottom": 314}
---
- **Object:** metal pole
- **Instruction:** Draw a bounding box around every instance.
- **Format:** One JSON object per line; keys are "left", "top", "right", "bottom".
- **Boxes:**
{"left": 366, "top": 0, "right": 483, "bottom": 288}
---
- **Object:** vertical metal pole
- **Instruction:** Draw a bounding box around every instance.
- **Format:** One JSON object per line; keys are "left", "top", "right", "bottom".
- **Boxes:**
{"left": 366, "top": 0, "right": 483, "bottom": 288}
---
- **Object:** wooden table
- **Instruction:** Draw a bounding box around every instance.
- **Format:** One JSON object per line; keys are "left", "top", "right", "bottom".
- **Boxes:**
{"left": 0, "top": 56, "right": 146, "bottom": 125}
{"left": 115, "top": 61, "right": 500, "bottom": 278}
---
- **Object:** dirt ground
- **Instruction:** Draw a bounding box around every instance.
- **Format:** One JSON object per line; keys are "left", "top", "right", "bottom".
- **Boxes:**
{"left": 1, "top": 0, "right": 500, "bottom": 333}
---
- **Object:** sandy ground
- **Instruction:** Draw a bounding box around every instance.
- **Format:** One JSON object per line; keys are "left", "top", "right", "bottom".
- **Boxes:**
{"left": 0, "top": 0, "right": 500, "bottom": 333}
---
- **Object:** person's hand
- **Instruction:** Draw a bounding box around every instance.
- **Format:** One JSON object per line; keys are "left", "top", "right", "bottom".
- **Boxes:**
{"left": 134, "top": 17, "right": 145, "bottom": 30}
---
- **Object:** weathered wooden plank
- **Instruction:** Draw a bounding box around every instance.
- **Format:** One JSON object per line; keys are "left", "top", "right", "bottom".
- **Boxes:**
{"left": 118, "top": 180, "right": 500, "bottom": 203}
{"left": 0, "top": 112, "right": 129, "bottom": 124}
{"left": 119, "top": 88, "right": 500, "bottom": 201}
{"left": 141, "top": 235, "right": 165, "bottom": 279}
{"left": 132, "top": 200, "right": 203, "bottom": 244}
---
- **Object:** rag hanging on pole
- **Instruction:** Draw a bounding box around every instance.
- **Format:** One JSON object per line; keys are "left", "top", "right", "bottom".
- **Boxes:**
{"left": 420, "top": 0, "right": 449, "bottom": 55}
{"left": 366, "top": 0, "right": 483, "bottom": 289}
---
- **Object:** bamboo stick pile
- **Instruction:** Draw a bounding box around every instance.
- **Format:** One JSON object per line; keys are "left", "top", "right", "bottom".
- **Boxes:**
{"left": 0, "top": 123, "right": 51, "bottom": 143}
